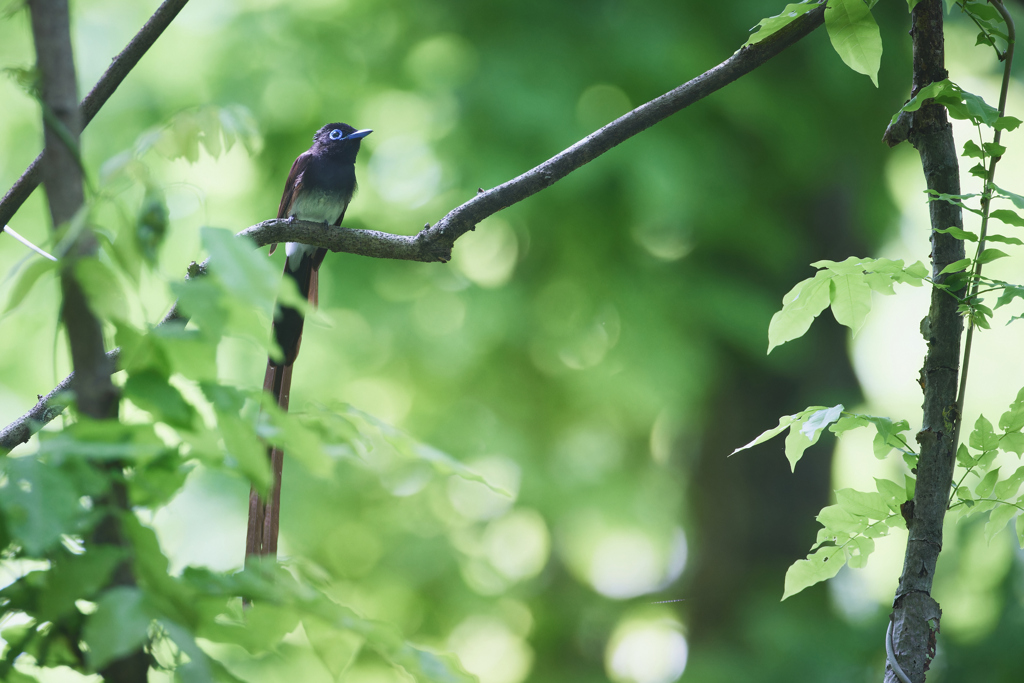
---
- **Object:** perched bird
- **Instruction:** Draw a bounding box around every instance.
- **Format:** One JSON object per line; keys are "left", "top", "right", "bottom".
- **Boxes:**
{"left": 246, "top": 122, "right": 371, "bottom": 560}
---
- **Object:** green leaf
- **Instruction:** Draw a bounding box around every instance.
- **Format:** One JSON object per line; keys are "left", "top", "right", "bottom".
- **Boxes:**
{"left": 784, "top": 419, "right": 818, "bottom": 472}
{"left": 83, "top": 587, "right": 155, "bottom": 670}
{"left": 876, "top": 477, "right": 908, "bottom": 511}
{"left": 4, "top": 258, "right": 57, "bottom": 313}
{"left": 956, "top": 443, "right": 973, "bottom": 469}
{"left": 817, "top": 503, "right": 869, "bottom": 534}
{"left": 962, "top": 139, "right": 985, "bottom": 159}
{"left": 995, "top": 116, "right": 1022, "bottom": 131}
{"left": 985, "top": 233, "right": 1024, "bottom": 246}
{"left": 846, "top": 534, "right": 875, "bottom": 568}
{"left": 994, "top": 467, "right": 1024, "bottom": 500}
{"left": 0, "top": 458, "right": 84, "bottom": 554}
{"left": 939, "top": 258, "right": 972, "bottom": 275}
{"left": 868, "top": 416, "right": 911, "bottom": 458}
{"left": 969, "top": 163, "right": 990, "bottom": 180}
{"left": 983, "top": 142, "right": 1007, "bottom": 157}
{"left": 218, "top": 411, "right": 272, "bottom": 492}
{"left": 745, "top": 2, "right": 822, "bottom": 47}
{"left": 970, "top": 415, "right": 1000, "bottom": 452}
{"left": 936, "top": 226, "right": 978, "bottom": 241}
{"left": 993, "top": 183, "right": 1024, "bottom": 209}
{"left": 978, "top": 248, "right": 1009, "bottom": 265}
{"left": 304, "top": 616, "right": 364, "bottom": 680}
{"left": 976, "top": 467, "right": 1001, "bottom": 498}
{"left": 830, "top": 414, "right": 870, "bottom": 435}
{"left": 1000, "top": 432, "right": 1024, "bottom": 456}
{"left": 962, "top": 90, "right": 1000, "bottom": 126}
{"left": 828, "top": 273, "right": 872, "bottom": 334}
{"left": 731, "top": 414, "right": 799, "bottom": 455}
{"left": 985, "top": 504, "right": 1017, "bottom": 543}
{"left": 835, "top": 488, "right": 891, "bottom": 520}
{"left": 999, "top": 389, "right": 1024, "bottom": 432}
{"left": 124, "top": 369, "right": 197, "bottom": 430}
{"left": 38, "top": 546, "right": 126, "bottom": 621}
{"left": 202, "top": 227, "right": 279, "bottom": 309}
{"left": 904, "top": 260, "right": 929, "bottom": 281}
{"left": 824, "top": 0, "right": 882, "bottom": 87}
{"left": 767, "top": 271, "right": 832, "bottom": 352}
{"left": 800, "top": 404, "right": 844, "bottom": 440}
{"left": 782, "top": 546, "right": 845, "bottom": 600}
{"left": 75, "top": 257, "right": 129, "bottom": 323}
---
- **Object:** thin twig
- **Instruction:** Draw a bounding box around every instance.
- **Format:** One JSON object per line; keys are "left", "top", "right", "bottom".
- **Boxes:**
{"left": 951, "top": 0, "right": 1015, "bottom": 451}
{"left": 0, "top": 0, "right": 191, "bottom": 229}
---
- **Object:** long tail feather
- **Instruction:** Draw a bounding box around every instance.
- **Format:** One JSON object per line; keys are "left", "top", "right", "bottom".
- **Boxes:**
{"left": 245, "top": 248, "right": 323, "bottom": 561}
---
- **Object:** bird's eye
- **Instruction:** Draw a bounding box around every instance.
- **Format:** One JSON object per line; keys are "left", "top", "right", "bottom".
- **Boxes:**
{"left": 329, "top": 129, "right": 344, "bottom": 140}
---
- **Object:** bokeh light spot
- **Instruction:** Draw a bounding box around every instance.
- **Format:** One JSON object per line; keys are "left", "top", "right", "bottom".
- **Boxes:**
{"left": 449, "top": 615, "right": 534, "bottom": 683}
{"left": 606, "top": 618, "right": 688, "bottom": 683}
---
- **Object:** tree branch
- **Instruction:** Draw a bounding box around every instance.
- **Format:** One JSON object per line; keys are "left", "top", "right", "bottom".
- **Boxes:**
{"left": 0, "top": 0, "right": 190, "bottom": 229}
{"left": 277, "top": 1, "right": 827, "bottom": 264}
{"left": 886, "top": 2, "right": 964, "bottom": 681}
{"left": 29, "top": 2, "right": 152, "bottom": 680}
{"left": 1, "top": 2, "right": 828, "bottom": 448}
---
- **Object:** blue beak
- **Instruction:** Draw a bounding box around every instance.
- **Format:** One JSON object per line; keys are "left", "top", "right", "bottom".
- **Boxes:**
{"left": 347, "top": 129, "right": 372, "bottom": 140}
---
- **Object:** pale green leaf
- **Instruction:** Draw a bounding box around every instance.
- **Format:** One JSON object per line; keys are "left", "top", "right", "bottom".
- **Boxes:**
{"left": 976, "top": 467, "right": 1001, "bottom": 498}
{"left": 939, "top": 257, "right": 972, "bottom": 275}
{"left": 767, "top": 271, "right": 833, "bottom": 352}
{"left": 800, "top": 404, "right": 844, "bottom": 440}
{"left": 75, "top": 257, "right": 129, "bottom": 323}
{"left": 875, "top": 477, "right": 908, "bottom": 511}
{"left": 817, "top": 503, "right": 869, "bottom": 534}
{"left": 978, "top": 248, "right": 1009, "bottom": 265}
{"left": 83, "top": 587, "right": 155, "bottom": 671}
{"left": 970, "top": 415, "right": 999, "bottom": 452}
{"left": 991, "top": 209, "right": 1024, "bottom": 227}
{"left": 999, "top": 392, "right": 1024, "bottom": 432}
{"left": 825, "top": 0, "right": 882, "bottom": 87}
{"left": 745, "top": 2, "right": 822, "bottom": 47}
{"left": 994, "top": 467, "right": 1024, "bottom": 500}
{"left": 985, "top": 504, "right": 1017, "bottom": 543}
{"left": 846, "top": 534, "right": 875, "bottom": 568}
{"left": 828, "top": 272, "right": 872, "bottom": 334}
{"left": 4, "top": 258, "right": 57, "bottom": 313}
{"left": 731, "top": 415, "right": 798, "bottom": 455}
{"left": 836, "top": 488, "right": 890, "bottom": 519}
{"left": 782, "top": 546, "right": 845, "bottom": 600}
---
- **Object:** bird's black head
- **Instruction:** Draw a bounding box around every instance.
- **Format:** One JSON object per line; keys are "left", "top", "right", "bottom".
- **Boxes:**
{"left": 313, "top": 123, "right": 372, "bottom": 161}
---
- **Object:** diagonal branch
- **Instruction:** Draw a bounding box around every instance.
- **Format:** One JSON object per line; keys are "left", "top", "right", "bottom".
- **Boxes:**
{"left": 0, "top": 0, "right": 190, "bottom": 229}
{"left": 0, "top": 2, "right": 828, "bottom": 449}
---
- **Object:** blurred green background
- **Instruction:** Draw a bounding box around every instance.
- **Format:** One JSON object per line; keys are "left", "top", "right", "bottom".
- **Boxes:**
{"left": 2, "top": 0, "right": 1024, "bottom": 681}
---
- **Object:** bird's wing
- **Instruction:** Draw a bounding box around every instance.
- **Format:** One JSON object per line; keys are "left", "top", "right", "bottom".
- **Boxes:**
{"left": 269, "top": 151, "right": 312, "bottom": 255}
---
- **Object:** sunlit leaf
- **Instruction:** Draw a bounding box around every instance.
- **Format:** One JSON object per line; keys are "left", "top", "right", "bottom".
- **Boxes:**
{"left": 767, "top": 271, "right": 832, "bottom": 352}
{"left": 824, "top": 0, "right": 882, "bottom": 86}
{"left": 782, "top": 546, "right": 845, "bottom": 600}
{"left": 83, "top": 587, "right": 156, "bottom": 671}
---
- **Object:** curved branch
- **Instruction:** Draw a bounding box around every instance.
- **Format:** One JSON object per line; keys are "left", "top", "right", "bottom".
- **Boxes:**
{"left": 1, "top": 2, "right": 828, "bottom": 447}
{"left": 0, "top": 0, "right": 190, "bottom": 229}
{"left": 361, "top": 2, "right": 826, "bottom": 262}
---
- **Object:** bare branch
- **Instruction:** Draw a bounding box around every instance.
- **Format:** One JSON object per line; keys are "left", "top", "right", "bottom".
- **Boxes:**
{"left": 1, "top": 2, "right": 828, "bottom": 447}
{"left": 0, "top": 0, "right": 190, "bottom": 229}
{"left": 245, "top": 4, "right": 828, "bottom": 263}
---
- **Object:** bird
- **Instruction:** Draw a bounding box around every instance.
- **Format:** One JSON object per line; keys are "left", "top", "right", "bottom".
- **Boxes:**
{"left": 246, "top": 122, "right": 371, "bottom": 561}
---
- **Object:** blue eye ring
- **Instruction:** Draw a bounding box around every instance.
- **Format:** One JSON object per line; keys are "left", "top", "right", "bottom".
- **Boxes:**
{"left": 329, "top": 129, "right": 344, "bottom": 140}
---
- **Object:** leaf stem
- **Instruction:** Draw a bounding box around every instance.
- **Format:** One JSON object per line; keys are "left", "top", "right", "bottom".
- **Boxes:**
{"left": 952, "top": 0, "right": 1015, "bottom": 451}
